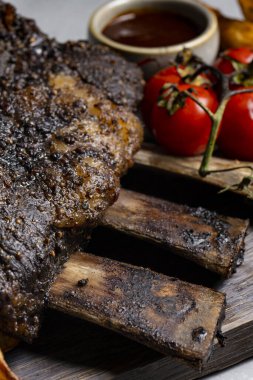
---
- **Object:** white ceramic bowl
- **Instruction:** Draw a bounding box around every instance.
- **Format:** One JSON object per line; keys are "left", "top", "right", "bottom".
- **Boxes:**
{"left": 89, "top": 0, "right": 220, "bottom": 77}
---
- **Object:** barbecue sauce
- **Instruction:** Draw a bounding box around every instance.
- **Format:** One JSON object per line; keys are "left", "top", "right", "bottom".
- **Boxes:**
{"left": 102, "top": 9, "right": 201, "bottom": 48}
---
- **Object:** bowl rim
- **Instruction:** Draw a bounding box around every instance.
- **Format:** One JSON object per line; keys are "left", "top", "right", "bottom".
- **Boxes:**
{"left": 89, "top": 0, "right": 218, "bottom": 56}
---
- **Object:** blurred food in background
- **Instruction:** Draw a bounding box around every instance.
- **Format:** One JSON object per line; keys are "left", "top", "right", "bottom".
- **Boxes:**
{"left": 206, "top": 0, "right": 253, "bottom": 49}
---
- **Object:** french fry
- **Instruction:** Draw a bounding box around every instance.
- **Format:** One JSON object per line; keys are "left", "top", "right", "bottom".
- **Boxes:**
{"left": 0, "top": 350, "right": 18, "bottom": 380}
{"left": 239, "top": 0, "right": 253, "bottom": 22}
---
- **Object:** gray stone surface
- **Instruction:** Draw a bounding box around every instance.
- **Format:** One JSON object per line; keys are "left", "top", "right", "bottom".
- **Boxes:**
{"left": 9, "top": 0, "right": 243, "bottom": 42}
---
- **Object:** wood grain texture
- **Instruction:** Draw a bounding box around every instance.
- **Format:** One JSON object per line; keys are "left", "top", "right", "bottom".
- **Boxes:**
{"left": 49, "top": 252, "right": 225, "bottom": 364}
{"left": 135, "top": 144, "right": 253, "bottom": 199}
{"left": 6, "top": 229, "right": 253, "bottom": 380}
{"left": 103, "top": 189, "right": 249, "bottom": 277}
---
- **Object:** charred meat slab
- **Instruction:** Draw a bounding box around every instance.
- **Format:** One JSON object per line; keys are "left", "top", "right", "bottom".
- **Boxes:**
{"left": 0, "top": 2, "right": 143, "bottom": 340}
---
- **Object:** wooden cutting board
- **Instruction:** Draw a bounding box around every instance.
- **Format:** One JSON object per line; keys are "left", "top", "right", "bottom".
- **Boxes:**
{"left": 5, "top": 146, "right": 253, "bottom": 380}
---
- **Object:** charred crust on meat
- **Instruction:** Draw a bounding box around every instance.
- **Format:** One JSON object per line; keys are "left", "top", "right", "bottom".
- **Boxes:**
{"left": 0, "top": 1, "right": 143, "bottom": 339}
{"left": 77, "top": 278, "right": 89, "bottom": 287}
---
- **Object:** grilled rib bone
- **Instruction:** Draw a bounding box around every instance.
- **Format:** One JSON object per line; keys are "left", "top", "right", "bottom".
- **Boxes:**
{"left": 49, "top": 252, "right": 226, "bottom": 365}
{"left": 102, "top": 189, "right": 249, "bottom": 277}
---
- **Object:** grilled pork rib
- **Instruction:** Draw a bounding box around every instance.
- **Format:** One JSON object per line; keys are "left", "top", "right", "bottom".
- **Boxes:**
{"left": 0, "top": 2, "right": 143, "bottom": 339}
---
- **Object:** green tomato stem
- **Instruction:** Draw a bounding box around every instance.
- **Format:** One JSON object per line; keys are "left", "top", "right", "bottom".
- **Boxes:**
{"left": 205, "top": 166, "right": 253, "bottom": 175}
{"left": 184, "top": 90, "right": 215, "bottom": 121}
{"left": 163, "top": 53, "right": 253, "bottom": 195}
{"left": 199, "top": 99, "right": 229, "bottom": 177}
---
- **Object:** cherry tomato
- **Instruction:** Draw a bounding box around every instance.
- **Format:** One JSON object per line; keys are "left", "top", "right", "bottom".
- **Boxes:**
{"left": 215, "top": 47, "right": 253, "bottom": 74}
{"left": 142, "top": 66, "right": 182, "bottom": 125}
{"left": 218, "top": 90, "right": 253, "bottom": 161}
{"left": 151, "top": 84, "right": 218, "bottom": 156}
{"left": 142, "top": 65, "right": 214, "bottom": 127}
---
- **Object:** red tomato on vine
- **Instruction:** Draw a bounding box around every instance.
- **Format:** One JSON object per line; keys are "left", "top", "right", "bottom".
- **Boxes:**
{"left": 218, "top": 90, "right": 253, "bottom": 161}
{"left": 142, "top": 64, "right": 215, "bottom": 126}
{"left": 215, "top": 47, "right": 253, "bottom": 74}
{"left": 151, "top": 84, "right": 219, "bottom": 156}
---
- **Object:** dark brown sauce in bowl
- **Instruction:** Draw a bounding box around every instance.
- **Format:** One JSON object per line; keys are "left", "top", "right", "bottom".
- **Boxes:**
{"left": 102, "top": 9, "right": 202, "bottom": 48}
